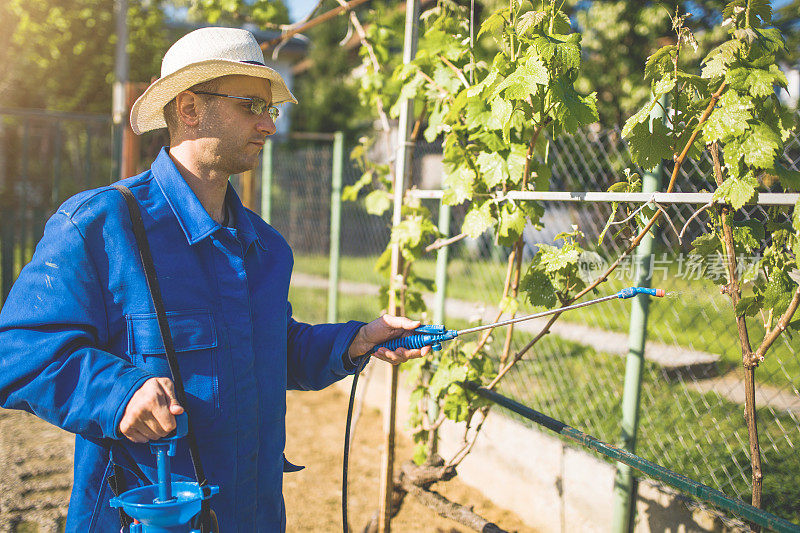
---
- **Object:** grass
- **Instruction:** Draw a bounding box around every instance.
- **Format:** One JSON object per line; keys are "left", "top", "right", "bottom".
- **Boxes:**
{"left": 293, "top": 253, "right": 800, "bottom": 388}
{"left": 288, "top": 285, "right": 800, "bottom": 526}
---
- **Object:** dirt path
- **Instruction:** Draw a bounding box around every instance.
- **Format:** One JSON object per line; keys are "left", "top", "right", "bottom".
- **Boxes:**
{"left": 0, "top": 387, "right": 532, "bottom": 532}
{"left": 284, "top": 386, "right": 533, "bottom": 532}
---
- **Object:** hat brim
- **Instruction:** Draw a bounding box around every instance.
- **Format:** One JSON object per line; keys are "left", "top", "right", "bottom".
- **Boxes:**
{"left": 130, "top": 59, "right": 298, "bottom": 135}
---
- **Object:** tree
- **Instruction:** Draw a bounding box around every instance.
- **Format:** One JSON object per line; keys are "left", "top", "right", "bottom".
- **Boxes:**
{"left": 572, "top": 0, "right": 730, "bottom": 126}
{"left": 0, "top": 0, "right": 291, "bottom": 114}
{"left": 290, "top": 0, "right": 368, "bottom": 135}
{"left": 1, "top": 0, "right": 168, "bottom": 113}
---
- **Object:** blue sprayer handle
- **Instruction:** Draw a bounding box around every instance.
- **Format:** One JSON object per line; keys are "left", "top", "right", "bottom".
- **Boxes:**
{"left": 368, "top": 325, "right": 459, "bottom": 354}
{"left": 617, "top": 287, "right": 665, "bottom": 299}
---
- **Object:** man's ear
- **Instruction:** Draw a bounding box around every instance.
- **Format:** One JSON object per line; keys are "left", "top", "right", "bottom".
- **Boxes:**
{"left": 175, "top": 91, "right": 201, "bottom": 128}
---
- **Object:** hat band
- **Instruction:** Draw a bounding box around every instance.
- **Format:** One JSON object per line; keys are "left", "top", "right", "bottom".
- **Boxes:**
{"left": 241, "top": 60, "right": 265, "bottom": 66}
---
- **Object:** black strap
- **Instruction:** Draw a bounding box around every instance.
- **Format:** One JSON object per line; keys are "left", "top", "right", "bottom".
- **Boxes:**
{"left": 108, "top": 464, "right": 133, "bottom": 528}
{"left": 113, "top": 184, "right": 214, "bottom": 531}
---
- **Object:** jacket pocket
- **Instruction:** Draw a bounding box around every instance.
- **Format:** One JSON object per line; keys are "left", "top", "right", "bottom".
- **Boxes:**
{"left": 126, "top": 309, "right": 219, "bottom": 424}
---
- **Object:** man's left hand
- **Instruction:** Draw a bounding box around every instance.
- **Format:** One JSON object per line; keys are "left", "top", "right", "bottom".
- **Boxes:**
{"left": 348, "top": 315, "right": 431, "bottom": 365}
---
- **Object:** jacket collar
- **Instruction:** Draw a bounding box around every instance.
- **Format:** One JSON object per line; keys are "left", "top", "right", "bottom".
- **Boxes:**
{"left": 151, "top": 147, "right": 265, "bottom": 250}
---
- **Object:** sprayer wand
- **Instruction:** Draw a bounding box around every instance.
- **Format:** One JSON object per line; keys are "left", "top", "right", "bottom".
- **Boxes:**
{"left": 367, "top": 286, "right": 665, "bottom": 355}
{"left": 343, "top": 286, "right": 665, "bottom": 533}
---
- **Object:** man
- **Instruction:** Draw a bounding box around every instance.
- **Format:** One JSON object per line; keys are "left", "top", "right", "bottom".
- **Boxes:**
{"left": 0, "top": 27, "right": 427, "bottom": 531}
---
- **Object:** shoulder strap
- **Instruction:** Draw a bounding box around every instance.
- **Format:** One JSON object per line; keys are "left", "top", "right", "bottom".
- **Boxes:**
{"left": 112, "top": 184, "right": 214, "bottom": 531}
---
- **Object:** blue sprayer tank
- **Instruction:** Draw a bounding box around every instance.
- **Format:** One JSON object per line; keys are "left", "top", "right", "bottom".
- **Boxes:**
{"left": 109, "top": 414, "right": 218, "bottom": 532}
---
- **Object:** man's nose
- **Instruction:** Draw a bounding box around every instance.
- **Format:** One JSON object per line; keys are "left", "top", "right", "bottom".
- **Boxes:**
{"left": 256, "top": 115, "right": 277, "bottom": 136}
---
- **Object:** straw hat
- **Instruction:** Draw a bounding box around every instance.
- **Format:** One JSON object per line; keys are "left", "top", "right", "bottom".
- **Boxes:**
{"left": 130, "top": 27, "right": 297, "bottom": 135}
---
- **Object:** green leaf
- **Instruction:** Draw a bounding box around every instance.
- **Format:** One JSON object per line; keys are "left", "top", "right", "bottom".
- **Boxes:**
{"left": 644, "top": 45, "right": 676, "bottom": 82}
{"left": 492, "top": 55, "right": 548, "bottom": 100}
{"left": 732, "top": 219, "right": 765, "bottom": 251}
{"left": 517, "top": 10, "right": 547, "bottom": 36}
{"left": 532, "top": 33, "right": 581, "bottom": 71}
{"left": 713, "top": 174, "right": 759, "bottom": 210}
{"left": 478, "top": 8, "right": 508, "bottom": 39}
{"left": 521, "top": 267, "right": 557, "bottom": 308}
{"left": 487, "top": 97, "right": 513, "bottom": 131}
{"left": 462, "top": 201, "right": 495, "bottom": 238}
{"left": 692, "top": 232, "right": 721, "bottom": 257}
{"left": 741, "top": 123, "right": 782, "bottom": 169}
{"left": 429, "top": 360, "right": 468, "bottom": 398}
{"left": 497, "top": 203, "right": 526, "bottom": 245}
{"left": 364, "top": 189, "right": 392, "bottom": 215}
{"left": 442, "top": 387, "right": 470, "bottom": 422}
{"left": 794, "top": 196, "right": 800, "bottom": 231}
{"left": 621, "top": 98, "right": 660, "bottom": 138}
{"left": 726, "top": 66, "right": 785, "bottom": 98}
{"left": 506, "top": 143, "right": 528, "bottom": 184}
{"left": 701, "top": 41, "right": 738, "bottom": 79}
{"left": 735, "top": 296, "right": 761, "bottom": 317}
{"left": 539, "top": 244, "right": 581, "bottom": 273}
{"left": 652, "top": 76, "right": 676, "bottom": 96}
{"left": 625, "top": 119, "right": 672, "bottom": 170}
{"left": 763, "top": 272, "right": 794, "bottom": 315}
{"left": 412, "top": 442, "right": 428, "bottom": 465}
{"left": 702, "top": 90, "right": 753, "bottom": 143}
{"left": 442, "top": 164, "right": 475, "bottom": 205}
{"left": 550, "top": 79, "right": 598, "bottom": 133}
{"left": 476, "top": 152, "right": 508, "bottom": 187}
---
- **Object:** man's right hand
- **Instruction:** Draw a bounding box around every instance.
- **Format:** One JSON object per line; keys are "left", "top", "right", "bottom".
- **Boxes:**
{"left": 119, "top": 377, "right": 184, "bottom": 443}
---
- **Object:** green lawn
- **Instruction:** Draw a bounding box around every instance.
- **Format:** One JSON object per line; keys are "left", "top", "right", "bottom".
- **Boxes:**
{"left": 293, "top": 253, "right": 800, "bottom": 387}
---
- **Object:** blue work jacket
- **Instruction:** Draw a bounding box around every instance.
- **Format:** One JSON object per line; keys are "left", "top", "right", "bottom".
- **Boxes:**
{"left": 0, "top": 147, "right": 365, "bottom": 532}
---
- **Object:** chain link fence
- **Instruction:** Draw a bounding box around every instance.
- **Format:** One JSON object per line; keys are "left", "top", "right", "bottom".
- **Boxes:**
{"left": 267, "top": 118, "right": 800, "bottom": 527}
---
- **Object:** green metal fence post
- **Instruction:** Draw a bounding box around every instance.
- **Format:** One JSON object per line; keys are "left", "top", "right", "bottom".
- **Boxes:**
{"left": 260, "top": 139, "right": 273, "bottom": 224}
{"left": 327, "top": 131, "right": 344, "bottom": 324}
{"left": 433, "top": 202, "right": 450, "bottom": 324}
{"left": 611, "top": 96, "right": 666, "bottom": 533}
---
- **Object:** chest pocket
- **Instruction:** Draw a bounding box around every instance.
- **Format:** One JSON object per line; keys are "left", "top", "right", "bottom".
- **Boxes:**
{"left": 126, "top": 309, "right": 220, "bottom": 424}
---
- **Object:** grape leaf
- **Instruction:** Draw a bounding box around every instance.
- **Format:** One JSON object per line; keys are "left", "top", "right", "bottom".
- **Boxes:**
{"left": 476, "top": 152, "right": 508, "bottom": 187}
{"left": 506, "top": 143, "right": 528, "bottom": 184}
{"left": 644, "top": 45, "right": 676, "bottom": 82}
{"left": 625, "top": 119, "right": 672, "bottom": 169}
{"left": 713, "top": 174, "right": 759, "bottom": 210}
{"left": 429, "top": 360, "right": 468, "bottom": 399}
{"left": 462, "top": 201, "right": 495, "bottom": 238}
{"left": 735, "top": 296, "right": 761, "bottom": 317}
{"left": 492, "top": 56, "right": 548, "bottom": 100}
{"left": 364, "top": 189, "right": 392, "bottom": 215}
{"left": 497, "top": 203, "right": 526, "bottom": 245}
{"left": 539, "top": 244, "right": 581, "bottom": 273}
{"left": 550, "top": 79, "right": 598, "bottom": 133}
{"left": 487, "top": 98, "right": 513, "bottom": 131}
{"left": 478, "top": 9, "right": 509, "bottom": 39}
{"left": 517, "top": 10, "right": 547, "bottom": 36}
{"left": 741, "top": 123, "right": 782, "bottom": 169}
{"left": 726, "top": 66, "right": 786, "bottom": 98}
{"left": 442, "top": 165, "right": 475, "bottom": 205}
{"left": 442, "top": 386, "right": 470, "bottom": 422}
{"left": 621, "top": 98, "right": 660, "bottom": 138}
{"left": 701, "top": 41, "right": 738, "bottom": 79}
{"left": 702, "top": 90, "right": 753, "bottom": 143}
{"left": 521, "top": 267, "right": 557, "bottom": 308}
{"left": 692, "top": 233, "right": 721, "bottom": 257}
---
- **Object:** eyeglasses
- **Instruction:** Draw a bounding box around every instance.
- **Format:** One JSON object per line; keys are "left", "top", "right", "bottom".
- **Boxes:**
{"left": 193, "top": 91, "right": 280, "bottom": 121}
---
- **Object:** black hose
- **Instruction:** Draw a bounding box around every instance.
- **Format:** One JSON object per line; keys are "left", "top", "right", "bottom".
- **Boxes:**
{"left": 342, "top": 355, "right": 371, "bottom": 533}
